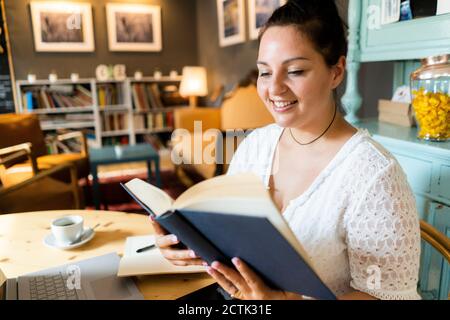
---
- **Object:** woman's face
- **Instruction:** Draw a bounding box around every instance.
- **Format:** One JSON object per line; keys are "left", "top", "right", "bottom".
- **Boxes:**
{"left": 257, "top": 25, "right": 345, "bottom": 129}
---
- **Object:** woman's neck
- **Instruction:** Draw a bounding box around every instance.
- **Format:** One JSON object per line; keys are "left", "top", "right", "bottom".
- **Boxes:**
{"left": 286, "top": 112, "right": 356, "bottom": 149}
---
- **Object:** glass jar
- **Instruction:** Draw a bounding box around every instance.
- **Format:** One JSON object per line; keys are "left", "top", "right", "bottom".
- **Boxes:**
{"left": 410, "top": 55, "right": 450, "bottom": 142}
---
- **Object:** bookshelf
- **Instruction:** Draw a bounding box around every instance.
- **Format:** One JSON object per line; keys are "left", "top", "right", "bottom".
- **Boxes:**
{"left": 129, "top": 76, "right": 184, "bottom": 139}
{"left": 16, "top": 76, "right": 189, "bottom": 148}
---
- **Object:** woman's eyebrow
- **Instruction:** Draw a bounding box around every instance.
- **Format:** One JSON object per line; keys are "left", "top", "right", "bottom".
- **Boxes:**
{"left": 256, "top": 57, "right": 309, "bottom": 66}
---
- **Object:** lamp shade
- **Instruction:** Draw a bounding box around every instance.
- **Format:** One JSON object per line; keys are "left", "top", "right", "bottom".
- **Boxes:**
{"left": 179, "top": 66, "right": 208, "bottom": 97}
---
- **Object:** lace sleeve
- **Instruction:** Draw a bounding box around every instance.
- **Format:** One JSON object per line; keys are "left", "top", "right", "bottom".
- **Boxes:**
{"left": 345, "top": 160, "right": 422, "bottom": 300}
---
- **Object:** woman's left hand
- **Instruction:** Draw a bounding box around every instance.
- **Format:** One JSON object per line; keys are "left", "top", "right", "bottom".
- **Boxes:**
{"left": 206, "top": 257, "right": 303, "bottom": 300}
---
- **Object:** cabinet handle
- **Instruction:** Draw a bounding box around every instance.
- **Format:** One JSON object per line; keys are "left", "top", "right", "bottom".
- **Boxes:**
{"left": 436, "top": 204, "right": 444, "bottom": 210}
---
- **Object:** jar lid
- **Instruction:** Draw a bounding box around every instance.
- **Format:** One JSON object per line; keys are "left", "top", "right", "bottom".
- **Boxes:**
{"left": 421, "top": 54, "right": 450, "bottom": 66}
{"left": 412, "top": 54, "right": 450, "bottom": 80}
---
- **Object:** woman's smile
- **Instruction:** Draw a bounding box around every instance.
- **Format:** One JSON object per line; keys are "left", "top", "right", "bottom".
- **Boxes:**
{"left": 269, "top": 99, "right": 298, "bottom": 113}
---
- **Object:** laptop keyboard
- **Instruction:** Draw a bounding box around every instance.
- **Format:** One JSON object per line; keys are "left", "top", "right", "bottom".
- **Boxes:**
{"left": 28, "top": 273, "right": 78, "bottom": 300}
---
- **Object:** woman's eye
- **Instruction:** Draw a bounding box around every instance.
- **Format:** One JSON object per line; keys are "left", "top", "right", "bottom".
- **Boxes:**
{"left": 288, "top": 70, "right": 304, "bottom": 76}
{"left": 258, "top": 72, "right": 270, "bottom": 78}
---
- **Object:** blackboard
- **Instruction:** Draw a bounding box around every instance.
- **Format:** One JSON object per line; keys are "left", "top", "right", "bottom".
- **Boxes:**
{"left": 0, "top": 0, "right": 14, "bottom": 114}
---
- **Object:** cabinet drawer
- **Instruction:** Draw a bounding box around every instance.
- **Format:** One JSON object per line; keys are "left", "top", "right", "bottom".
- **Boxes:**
{"left": 438, "top": 165, "right": 450, "bottom": 200}
{"left": 392, "top": 153, "right": 432, "bottom": 194}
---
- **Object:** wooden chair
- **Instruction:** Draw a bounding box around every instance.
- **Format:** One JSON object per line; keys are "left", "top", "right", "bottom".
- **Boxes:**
{"left": 0, "top": 113, "right": 89, "bottom": 188}
{"left": 419, "top": 220, "right": 450, "bottom": 300}
{"left": 0, "top": 158, "right": 81, "bottom": 214}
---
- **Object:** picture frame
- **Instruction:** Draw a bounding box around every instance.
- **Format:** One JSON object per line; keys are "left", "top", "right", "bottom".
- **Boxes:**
{"left": 248, "top": 0, "right": 286, "bottom": 40}
{"left": 217, "top": 0, "right": 246, "bottom": 47}
{"left": 106, "top": 3, "right": 162, "bottom": 52}
{"left": 380, "top": 0, "right": 401, "bottom": 25}
{"left": 29, "top": 1, "right": 95, "bottom": 52}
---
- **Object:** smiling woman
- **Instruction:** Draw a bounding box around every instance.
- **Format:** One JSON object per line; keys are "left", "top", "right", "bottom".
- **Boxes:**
{"left": 151, "top": 0, "right": 422, "bottom": 301}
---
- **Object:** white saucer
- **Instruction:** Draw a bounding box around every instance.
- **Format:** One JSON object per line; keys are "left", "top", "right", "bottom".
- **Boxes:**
{"left": 43, "top": 228, "right": 95, "bottom": 250}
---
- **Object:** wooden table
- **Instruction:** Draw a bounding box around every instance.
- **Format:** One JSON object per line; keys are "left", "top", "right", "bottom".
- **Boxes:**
{"left": 0, "top": 210, "right": 214, "bottom": 300}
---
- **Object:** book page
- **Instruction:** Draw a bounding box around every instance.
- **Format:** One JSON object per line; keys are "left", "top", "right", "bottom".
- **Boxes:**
{"left": 118, "top": 235, "right": 206, "bottom": 276}
{"left": 173, "top": 173, "right": 268, "bottom": 209}
{"left": 124, "top": 178, "right": 173, "bottom": 216}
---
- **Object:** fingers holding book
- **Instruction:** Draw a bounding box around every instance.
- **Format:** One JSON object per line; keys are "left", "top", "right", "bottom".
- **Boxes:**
{"left": 207, "top": 258, "right": 303, "bottom": 300}
{"left": 150, "top": 219, "right": 207, "bottom": 267}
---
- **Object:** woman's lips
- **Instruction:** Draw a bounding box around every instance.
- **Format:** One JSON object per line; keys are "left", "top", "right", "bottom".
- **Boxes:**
{"left": 270, "top": 99, "right": 297, "bottom": 113}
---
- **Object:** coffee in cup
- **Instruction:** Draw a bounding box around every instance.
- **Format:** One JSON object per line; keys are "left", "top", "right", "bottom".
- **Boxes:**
{"left": 51, "top": 215, "right": 84, "bottom": 245}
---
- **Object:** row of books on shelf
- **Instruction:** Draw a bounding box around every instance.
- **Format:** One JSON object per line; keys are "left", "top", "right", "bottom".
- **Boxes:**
{"left": 22, "top": 85, "right": 93, "bottom": 110}
{"left": 101, "top": 111, "right": 174, "bottom": 132}
{"left": 38, "top": 113, "right": 95, "bottom": 126}
{"left": 98, "top": 83, "right": 125, "bottom": 107}
{"left": 102, "top": 112, "right": 129, "bottom": 132}
{"left": 131, "top": 83, "right": 188, "bottom": 111}
{"left": 133, "top": 111, "right": 174, "bottom": 131}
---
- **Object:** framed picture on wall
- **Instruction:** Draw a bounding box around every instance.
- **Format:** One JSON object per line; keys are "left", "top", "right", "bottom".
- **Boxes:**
{"left": 217, "top": 0, "right": 245, "bottom": 47}
{"left": 106, "top": 3, "right": 162, "bottom": 52}
{"left": 29, "top": 2, "right": 95, "bottom": 52}
{"left": 248, "top": 0, "right": 286, "bottom": 40}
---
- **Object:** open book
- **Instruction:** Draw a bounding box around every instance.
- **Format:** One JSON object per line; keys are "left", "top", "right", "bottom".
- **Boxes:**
{"left": 117, "top": 235, "right": 206, "bottom": 277}
{"left": 122, "top": 173, "right": 336, "bottom": 300}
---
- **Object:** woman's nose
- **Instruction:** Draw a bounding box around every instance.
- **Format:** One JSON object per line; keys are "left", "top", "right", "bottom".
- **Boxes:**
{"left": 268, "top": 74, "right": 287, "bottom": 96}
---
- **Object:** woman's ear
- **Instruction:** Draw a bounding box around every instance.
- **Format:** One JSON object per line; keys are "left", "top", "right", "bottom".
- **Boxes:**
{"left": 331, "top": 56, "right": 346, "bottom": 89}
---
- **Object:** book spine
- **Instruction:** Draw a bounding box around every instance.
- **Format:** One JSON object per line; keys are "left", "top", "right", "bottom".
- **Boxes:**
{"left": 156, "top": 211, "right": 228, "bottom": 265}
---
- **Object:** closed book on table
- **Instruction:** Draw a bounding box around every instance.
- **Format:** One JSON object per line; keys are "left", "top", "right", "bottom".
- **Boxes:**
{"left": 121, "top": 173, "right": 337, "bottom": 300}
{"left": 379, "top": 111, "right": 414, "bottom": 127}
{"left": 378, "top": 99, "right": 411, "bottom": 115}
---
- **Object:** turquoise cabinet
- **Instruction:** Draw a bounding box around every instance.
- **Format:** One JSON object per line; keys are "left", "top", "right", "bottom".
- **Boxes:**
{"left": 359, "top": 1, "right": 450, "bottom": 62}
{"left": 359, "top": 120, "right": 450, "bottom": 300}
{"left": 342, "top": 0, "right": 450, "bottom": 122}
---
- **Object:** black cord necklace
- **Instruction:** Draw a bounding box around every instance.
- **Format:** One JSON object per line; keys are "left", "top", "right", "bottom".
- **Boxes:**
{"left": 289, "top": 104, "right": 337, "bottom": 146}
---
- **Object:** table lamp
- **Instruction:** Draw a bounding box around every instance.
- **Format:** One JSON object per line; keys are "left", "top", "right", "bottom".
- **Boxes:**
{"left": 179, "top": 66, "right": 208, "bottom": 108}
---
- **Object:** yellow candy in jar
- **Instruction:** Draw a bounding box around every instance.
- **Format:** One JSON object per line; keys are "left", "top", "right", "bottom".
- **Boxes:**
{"left": 412, "top": 88, "right": 450, "bottom": 141}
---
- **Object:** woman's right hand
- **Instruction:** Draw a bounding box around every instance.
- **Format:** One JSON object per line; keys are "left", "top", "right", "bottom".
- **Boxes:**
{"left": 150, "top": 218, "right": 206, "bottom": 267}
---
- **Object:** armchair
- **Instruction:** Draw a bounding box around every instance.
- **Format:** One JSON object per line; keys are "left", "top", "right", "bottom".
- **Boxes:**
{"left": 0, "top": 157, "right": 81, "bottom": 214}
{"left": 172, "top": 84, "right": 273, "bottom": 182}
{"left": 0, "top": 114, "right": 89, "bottom": 188}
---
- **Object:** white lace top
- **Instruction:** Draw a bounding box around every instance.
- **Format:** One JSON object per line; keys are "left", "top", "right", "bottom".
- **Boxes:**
{"left": 226, "top": 124, "right": 421, "bottom": 300}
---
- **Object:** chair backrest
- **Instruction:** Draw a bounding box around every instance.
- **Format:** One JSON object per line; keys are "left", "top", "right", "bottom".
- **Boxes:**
{"left": 0, "top": 113, "right": 47, "bottom": 158}
{"left": 419, "top": 220, "right": 450, "bottom": 300}
{"left": 420, "top": 220, "right": 450, "bottom": 263}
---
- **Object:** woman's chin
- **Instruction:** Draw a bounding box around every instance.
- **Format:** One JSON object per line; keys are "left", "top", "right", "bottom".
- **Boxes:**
{"left": 272, "top": 114, "right": 299, "bottom": 128}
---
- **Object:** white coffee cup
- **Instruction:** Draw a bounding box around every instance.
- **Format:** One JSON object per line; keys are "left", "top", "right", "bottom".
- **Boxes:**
{"left": 51, "top": 215, "right": 84, "bottom": 245}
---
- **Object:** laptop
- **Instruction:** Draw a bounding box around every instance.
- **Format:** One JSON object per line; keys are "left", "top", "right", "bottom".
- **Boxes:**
{"left": 0, "top": 253, "right": 143, "bottom": 300}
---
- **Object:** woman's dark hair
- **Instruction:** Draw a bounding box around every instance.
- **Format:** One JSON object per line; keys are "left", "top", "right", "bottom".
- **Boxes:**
{"left": 259, "top": 0, "right": 348, "bottom": 67}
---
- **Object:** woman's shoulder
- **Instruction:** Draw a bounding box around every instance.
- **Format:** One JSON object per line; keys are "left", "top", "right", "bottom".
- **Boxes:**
{"left": 346, "top": 129, "right": 401, "bottom": 177}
